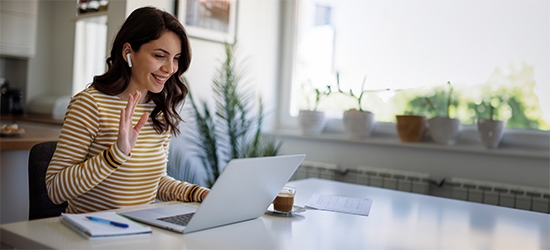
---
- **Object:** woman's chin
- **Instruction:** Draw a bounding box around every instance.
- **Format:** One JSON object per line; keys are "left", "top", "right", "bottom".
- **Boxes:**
{"left": 150, "top": 86, "right": 164, "bottom": 94}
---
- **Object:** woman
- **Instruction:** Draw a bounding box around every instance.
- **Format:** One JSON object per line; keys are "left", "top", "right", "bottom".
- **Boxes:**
{"left": 46, "top": 6, "right": 209, "bottom": 214}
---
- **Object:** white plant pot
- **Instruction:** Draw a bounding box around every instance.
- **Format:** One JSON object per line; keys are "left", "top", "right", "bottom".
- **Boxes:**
{"left": 298, "top": 110, "right": 327, "bottom": 136}
{"left": 477, "top": 118, "right": 505, "bottom": 149}
{"left": 343, "top": 110, "right": 375, "bottom": 138}
{"left": 427, "top": 117, "right": 461, "bottom": 145}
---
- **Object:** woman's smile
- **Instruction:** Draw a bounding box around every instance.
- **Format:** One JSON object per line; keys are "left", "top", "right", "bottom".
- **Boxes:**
{"left": 152, "top": 74, "right": 169, "bottom": 84}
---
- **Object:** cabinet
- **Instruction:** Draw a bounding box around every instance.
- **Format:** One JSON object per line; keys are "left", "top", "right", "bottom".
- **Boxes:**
{"left": 0, "top": 119, "right": 62, "bottom": 224}
{"left": 0, "top": 0, "right": 38, "bottom": 58}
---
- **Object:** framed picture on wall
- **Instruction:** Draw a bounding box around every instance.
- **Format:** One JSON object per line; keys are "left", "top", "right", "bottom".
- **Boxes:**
{"left": 177, "top": 0, "right": 238, "bottom": 44}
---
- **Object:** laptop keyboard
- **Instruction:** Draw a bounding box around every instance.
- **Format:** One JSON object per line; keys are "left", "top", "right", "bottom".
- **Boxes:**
{"left": 158, "top": 213, "right": 195, "bottom": 226}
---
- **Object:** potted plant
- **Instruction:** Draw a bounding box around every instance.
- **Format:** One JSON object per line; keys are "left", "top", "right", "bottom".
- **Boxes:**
{"left": 298, "top": 80, "right": 333, "bottom": 136}
{"left": 395, "top": 111, "right": 427, "bottom": 143}
{"left": 184, "top": 42, "right": 282, "bottom": 187}
{"left": 336, "top": 73, "right": 380, "bottom": 138}
{"left": 477, "top": 103, "right": 505, "bottom": 149}
{"left": 394, "top": 90, "right": 431, "bottom": 142}
{"left": 425, "top": 81, "right": 461, "bottom": 145}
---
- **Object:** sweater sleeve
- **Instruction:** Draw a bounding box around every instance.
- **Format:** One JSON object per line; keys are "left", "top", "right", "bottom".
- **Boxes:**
{"left": 45, "top": 91, "right": 130, "bottom": 205}
{"left": 156, "top": 134, "right": 209, "bottom": 202}
{"left": 157, "top": 176, "right": 210, "bottom": 202}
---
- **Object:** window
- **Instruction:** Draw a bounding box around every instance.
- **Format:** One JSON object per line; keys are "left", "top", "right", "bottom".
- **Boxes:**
{"left": 72, "top": 15, "right": 107, "bottom": 95}
{"left": 281, "top": 0, "right": 549, "bottom": 132}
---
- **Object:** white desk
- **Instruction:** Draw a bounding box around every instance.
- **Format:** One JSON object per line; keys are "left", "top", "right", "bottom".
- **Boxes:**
{"left": 1, "top": 178, "right": 549, "bottom": 249}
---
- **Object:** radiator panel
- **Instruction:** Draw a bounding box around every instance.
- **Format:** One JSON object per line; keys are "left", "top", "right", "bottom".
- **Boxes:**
{"left": 448, "top": 177, "right": 550, "bottom": 213}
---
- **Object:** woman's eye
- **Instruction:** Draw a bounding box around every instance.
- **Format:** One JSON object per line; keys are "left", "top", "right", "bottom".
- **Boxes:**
{"left": 155, "top": 54, "right": 165, "bottom": 58}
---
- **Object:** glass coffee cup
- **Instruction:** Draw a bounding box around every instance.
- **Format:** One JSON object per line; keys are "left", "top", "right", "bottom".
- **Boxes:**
{"left": 273, "top": 186, "right": 296, "bottom": 213}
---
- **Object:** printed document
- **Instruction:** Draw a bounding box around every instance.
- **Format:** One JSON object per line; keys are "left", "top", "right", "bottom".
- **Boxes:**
{"left": 305, "top": 194, "right": 373, "bottom": 216}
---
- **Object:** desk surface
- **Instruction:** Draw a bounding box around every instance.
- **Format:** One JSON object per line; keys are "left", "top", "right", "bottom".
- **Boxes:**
{"left": 1, "top": 178, "right": 549, "bottom": 249}
{"left": 0, "top": 120, "right": 61, "bottom": 151}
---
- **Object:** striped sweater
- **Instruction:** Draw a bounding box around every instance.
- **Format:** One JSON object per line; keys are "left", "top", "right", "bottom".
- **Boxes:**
{"left": 46, "top": 87, "right": 208, "bottom": 214}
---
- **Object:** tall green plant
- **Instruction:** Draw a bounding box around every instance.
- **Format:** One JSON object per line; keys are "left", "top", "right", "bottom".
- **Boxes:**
{"left": 187, "top": 42, "right": 282, "bottom": 187}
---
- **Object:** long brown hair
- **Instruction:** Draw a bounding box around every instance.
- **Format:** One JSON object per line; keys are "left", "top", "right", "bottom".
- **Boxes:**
{"left": 92, "top": 6, "right": 191, "bottom": 136}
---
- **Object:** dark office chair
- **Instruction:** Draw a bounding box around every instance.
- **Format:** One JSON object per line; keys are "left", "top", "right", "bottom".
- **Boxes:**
{"left": 28, "top": 141, "right": 68, "bottom": 220}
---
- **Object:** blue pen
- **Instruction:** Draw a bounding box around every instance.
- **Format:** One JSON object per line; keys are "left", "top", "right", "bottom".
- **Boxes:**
{"left": 86, "top": 216, "right": 129, "bottom": 228}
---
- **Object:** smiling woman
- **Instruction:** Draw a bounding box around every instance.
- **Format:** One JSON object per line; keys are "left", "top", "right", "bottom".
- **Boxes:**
{"left": 45, "top": 6, "right": 210, "bottom": 215}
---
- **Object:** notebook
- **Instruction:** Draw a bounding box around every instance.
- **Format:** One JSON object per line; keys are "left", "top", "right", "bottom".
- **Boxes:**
{"left": 60, "top": 211, "right": 152, "bottom": 239}
{"left": 120, "top": 154, "right": 306, "bottom": 234}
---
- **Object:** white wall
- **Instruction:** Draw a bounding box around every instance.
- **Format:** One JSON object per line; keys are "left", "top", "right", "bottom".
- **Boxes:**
{"left": 182, "top": 0, "right": 281, "bottom": 130}
{"left": 26, "top": 0, "right": 78, "bottom": 102}
{"left": 50, "top": 1, "right": 77, "bottom": 96}
{"left": 26, "top": 1, "right": 53, "bottom": 101}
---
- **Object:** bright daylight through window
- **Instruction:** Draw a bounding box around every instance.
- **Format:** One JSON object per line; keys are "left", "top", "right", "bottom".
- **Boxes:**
{"left": 73, "top": 16, "right": 107, "bottom": 95}
{"left": 288, "top": 0, "right": 549, "bottom": 131}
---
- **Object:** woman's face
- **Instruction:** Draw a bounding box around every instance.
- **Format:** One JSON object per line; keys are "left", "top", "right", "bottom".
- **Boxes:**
{"left": 128, "top": 31, "right": 181, "bottom": 94}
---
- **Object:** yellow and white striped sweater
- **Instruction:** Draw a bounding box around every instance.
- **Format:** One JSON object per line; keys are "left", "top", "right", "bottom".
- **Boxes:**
{"left": 46, "top": 87, "right": 207, "bottom": 214}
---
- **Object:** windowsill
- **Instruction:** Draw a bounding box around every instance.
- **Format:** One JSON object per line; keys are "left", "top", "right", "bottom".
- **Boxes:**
{"left": 267, "top": 127, "right": 549, "bottom": 160}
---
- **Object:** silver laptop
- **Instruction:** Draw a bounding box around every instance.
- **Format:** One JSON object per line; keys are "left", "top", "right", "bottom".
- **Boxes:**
{"left": 120, "top": 154, "right": 306, "bottom": 234}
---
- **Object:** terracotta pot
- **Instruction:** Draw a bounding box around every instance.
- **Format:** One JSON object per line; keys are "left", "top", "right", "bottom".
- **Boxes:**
{"left": 477, "top": 118, "right": 505, "bottom": 149}
{"left": 343, "top": 110, "right": 375, "bottom": 138}
{"left": 298, "top": 110, "right": 326, "bottom": 136}
{"left": 395, "top": 115, "right": 426, "bottom": 142}
{"left": 427, "top": 117, "right": 461, "bottom": 145}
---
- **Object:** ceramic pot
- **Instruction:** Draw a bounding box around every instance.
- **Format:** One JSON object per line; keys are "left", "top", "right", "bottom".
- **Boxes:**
{"left": 298, "top": 110, "right": 326, "bottom": 136}
{"left": 477, "top": 118, "right": 505, "bottom": 149}
{"left": 427, "top": 117, "right": 461, "bottom": 145}
{"left": 395, "top": 115, "right": 426, "bottom": 142}
{"left": 343, "top": 110, "right": 375, "bottom": 138}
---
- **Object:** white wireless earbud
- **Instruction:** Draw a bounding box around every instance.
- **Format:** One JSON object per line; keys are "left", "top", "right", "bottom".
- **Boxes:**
{"left": 126, "top": 53, "right": 132, "bottom": 68}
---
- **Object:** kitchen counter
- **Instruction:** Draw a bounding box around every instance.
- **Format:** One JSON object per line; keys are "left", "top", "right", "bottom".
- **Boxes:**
{"left": 1, "top": 114, "right": 63, "bottom": 224}
{"left": 0, "top": 115, "right": 62, "bottom": 151}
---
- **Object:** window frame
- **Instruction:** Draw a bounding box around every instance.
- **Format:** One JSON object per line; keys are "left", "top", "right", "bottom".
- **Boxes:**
{"left": 275, "top": 0, "right": 549, "bottom": 157}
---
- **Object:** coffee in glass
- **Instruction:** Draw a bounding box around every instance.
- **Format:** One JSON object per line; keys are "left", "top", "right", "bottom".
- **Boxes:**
{"left": 273, "top": 186, "right": 296, "bottom": 212}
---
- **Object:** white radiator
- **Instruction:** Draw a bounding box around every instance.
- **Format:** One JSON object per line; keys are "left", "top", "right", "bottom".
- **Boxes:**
{"left": 290, "top": 160, "right": 341, "bottom": 181}
{"left": 447, "top": 177, "right": 549, "bottom": 213}
{"left": 291, "top": 163, "right": 430, "bottom": 194}
{"left": 352, "top": 166, "right": 431, "bottom": 194}
{"left": 291, "top": 162, "right": 550, "bottom": 214}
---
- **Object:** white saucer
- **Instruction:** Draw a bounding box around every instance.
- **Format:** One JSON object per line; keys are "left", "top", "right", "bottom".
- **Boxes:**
{"left": 266, "top": 205, "right": 306, "bottom": 217}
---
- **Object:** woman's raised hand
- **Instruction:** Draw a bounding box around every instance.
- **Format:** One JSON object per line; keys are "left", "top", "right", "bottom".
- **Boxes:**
{"left": 117, "top": 91, "right": 149, "bottom": 155}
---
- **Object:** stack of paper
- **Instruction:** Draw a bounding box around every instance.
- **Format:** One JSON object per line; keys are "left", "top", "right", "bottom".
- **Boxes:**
{"left": 305, "top": 194, "right": 373, "bottom": 216}
{"left": 60, "top": 212, "right": 152, "bottom": 239}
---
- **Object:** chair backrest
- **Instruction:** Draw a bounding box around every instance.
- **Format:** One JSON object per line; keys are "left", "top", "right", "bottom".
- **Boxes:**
{"left": 28, "top": 141, "right": 68, "bottom": 220}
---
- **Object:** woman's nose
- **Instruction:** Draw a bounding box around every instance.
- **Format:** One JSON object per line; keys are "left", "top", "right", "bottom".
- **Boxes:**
{"left": 162, "top": 60, "right": 177, "bottom": 74}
